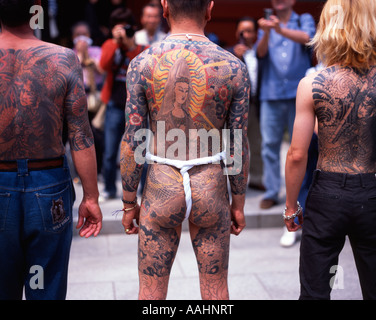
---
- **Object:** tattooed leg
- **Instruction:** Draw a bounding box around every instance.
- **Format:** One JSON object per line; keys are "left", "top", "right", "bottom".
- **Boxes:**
{"left": 138, "top": 223, "right": 181, "bottom": 300}
{"left": 189, "top": 213, "right": 231, "bottom": 300}
{"left": 137, "top": 165, "right": 186, "bottom": 300}
{"left": 189, "top": 166, "right": 231, "bottom": 300}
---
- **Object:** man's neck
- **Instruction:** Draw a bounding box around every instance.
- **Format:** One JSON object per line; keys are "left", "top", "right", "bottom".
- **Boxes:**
{"left": 169, "top": 19, "right": 206, "bottom": 36}
{"left": 0, "top": 24, "right": 38, "bottom": 42}
{"left": 245, "top": 42, "right": 254, "bottom": 50}
{"left": 277, "top": 9, "right": 293, "bottom": 24}
{"left": 146, "top": 29, "right": 157, "bottom": 38}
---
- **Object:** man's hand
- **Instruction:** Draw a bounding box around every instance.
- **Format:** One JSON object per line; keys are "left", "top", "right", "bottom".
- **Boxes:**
{"left": 122, "top": 204, "right": 140, "bottom": 235}
{"left": 283, "top": 208, "right": 304, "bottom": 232}
{"left": 112, "top": 24, "right": 136, "bottom": 50}
{"left": 230, "top": 206, "right": 246, "bottom": 236}
{"left": 112, "top": 24, "right": 126, "bottom": 43}
{"left": 233, "top": 43, "right": 249, "bottom": 59}
{"left": 75, "top": 40, "right": 89, "bottom": 63}
{"left": 76, "top": 198, "right": 103, "bottom": 238}
{"left": 260, "top": 15, "right": 282, "bottom": 31}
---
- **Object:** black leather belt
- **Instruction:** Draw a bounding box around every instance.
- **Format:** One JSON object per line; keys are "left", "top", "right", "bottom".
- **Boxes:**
{"left": 0, "top": 157, "right": 64, "bottom": 172}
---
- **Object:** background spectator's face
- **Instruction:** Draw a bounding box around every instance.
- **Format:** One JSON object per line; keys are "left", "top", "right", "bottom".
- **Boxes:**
{"left": 141, "top": 6, "right": 161, "bottom": 33}
{"left": 72, "top": 25, "right": 90, "bottom": 39}
{"left": 271, "top": 0, "right": 296, "bottom": 12}
{"left": 111, "top": 0, "right": 123, "bottom": 5}
{"left": 236, "top": 20, "right": 257, "bottom": 46}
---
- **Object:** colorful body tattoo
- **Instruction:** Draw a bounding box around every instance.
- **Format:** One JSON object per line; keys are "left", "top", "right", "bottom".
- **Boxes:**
{"left": 0, "top": 44, "right": 93, "bottom": 160}
{"left": 120, "top": 39, "right": 250, "bottom": 299}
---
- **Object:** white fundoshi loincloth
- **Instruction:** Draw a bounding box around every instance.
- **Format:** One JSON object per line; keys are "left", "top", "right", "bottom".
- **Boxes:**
{"left": 145, "top": 151, "right": 227, "bottom": 220}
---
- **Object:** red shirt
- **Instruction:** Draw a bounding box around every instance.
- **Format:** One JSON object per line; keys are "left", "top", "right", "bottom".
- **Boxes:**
{"left": 99, "top": 39, "right": 147, "bottom": 104}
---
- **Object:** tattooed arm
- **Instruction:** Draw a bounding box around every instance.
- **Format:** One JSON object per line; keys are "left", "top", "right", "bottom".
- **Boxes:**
{"left": 65, "top": 50, "right": 102, "bottom": 237}
{"left": 285, "top": 75, "right": 315, "bottom": 231}
{"left": 120, "top": 56, "right": 149, "bottom": 233}
{"left": 226, "top": 62, "right": 250, "bottom": 235}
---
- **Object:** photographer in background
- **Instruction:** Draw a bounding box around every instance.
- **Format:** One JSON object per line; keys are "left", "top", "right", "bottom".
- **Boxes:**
{"left": 256, "top": 1, "right": 315, "bottom": 207}
{"left": 72, "top": 22, "right": 104, "bottom": 178}
{"left": 99, "top": 8, "right": 147, "bottom": 201}
{"left": 256, "top": 0, "right": 315, "bottom": 246}
{"left": 228, "top": 17, "right": 264, "bottom": 192}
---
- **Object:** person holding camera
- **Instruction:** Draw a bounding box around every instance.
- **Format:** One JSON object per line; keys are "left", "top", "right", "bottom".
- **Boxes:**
{"left": 99, "top": 8, "right": 148, "bottom": 201}
{"left": 256, "top": 0, "right": 315, "bottom": 214}
{"left": 228, "top": 17, "right": 264, "bottom": 192}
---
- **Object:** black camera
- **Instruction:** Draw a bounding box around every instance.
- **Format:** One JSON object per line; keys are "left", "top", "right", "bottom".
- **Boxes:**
{"left": 123, "top": 25, "right": 135, "bottom": 38}
{"left": 264, "top": 8, "right": 273, "bottom": 20}
{"left": 239, "top": 31, "right": 246, "bottom": 45}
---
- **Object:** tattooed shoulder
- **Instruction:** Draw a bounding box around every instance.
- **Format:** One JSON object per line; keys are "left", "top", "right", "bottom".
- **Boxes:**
{"left": 0, "top": 44, "right": 92, "bottom": 160}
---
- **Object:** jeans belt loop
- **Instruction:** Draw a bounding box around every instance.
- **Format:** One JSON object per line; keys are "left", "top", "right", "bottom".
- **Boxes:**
{"left": 16, "top": 159, "right": 29, "bottom": 176}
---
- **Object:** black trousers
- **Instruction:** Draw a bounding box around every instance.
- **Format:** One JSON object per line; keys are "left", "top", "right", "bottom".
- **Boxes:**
{"left": 300, "top": 170, "right": 376, "bottom": 300}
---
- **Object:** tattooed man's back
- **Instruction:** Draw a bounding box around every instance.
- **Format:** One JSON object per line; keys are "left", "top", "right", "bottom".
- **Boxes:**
{"left": 312, "top": 65, "right": 376, "bottom": 173}
{"left": 0, "top": 38, "right": 92, "bottom": 160}
{"left": 120, "top": 0, "right": 250, "bottom": 300}
{"left": 0, "top": 1, "right": 102, "bottom": 300}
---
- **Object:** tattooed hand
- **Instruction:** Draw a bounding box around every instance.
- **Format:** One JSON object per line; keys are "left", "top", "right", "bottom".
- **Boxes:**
{"left": 122, "top": 204, "right": 140, "bottom": 234}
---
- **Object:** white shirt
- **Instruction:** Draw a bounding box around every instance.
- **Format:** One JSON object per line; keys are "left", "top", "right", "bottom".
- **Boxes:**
{"left": 135, "top": 29, "right": 167, "bottom": 46}
{"left": 243, "top": 47, "right": 258, "bottom": 98}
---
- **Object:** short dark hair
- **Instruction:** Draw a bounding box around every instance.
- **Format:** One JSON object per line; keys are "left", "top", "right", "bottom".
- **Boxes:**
{"left": 71, "top": 21, "right": 91, "bottom": 36}
{"left": 109, "top": 8, "right": 136, "bottom": 29}
{"left": 0, "top": 0, "right": 35, "bottom": 27}
{"left": 143, "top": 2, "right": 162, "bottom": 13}
{"left": 237, "top": 16, "right": 257, "bottom": 29}
{"left": 168, "top": 0, "right": 212, "bottom": 20}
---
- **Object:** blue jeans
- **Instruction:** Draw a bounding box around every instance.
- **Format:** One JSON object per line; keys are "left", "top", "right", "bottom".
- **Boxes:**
{"left": 260, "top": 99, "right": 296, "bottom": 201}
{"left": 0, "top": 157, "right": 74, "bottom": 300}
{"left": 103, "top": 101, "right": 125, "bottom": 196}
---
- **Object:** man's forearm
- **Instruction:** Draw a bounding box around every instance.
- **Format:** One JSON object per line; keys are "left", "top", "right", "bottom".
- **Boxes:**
{"left": 285, "top": 148, "right": 308, "bottom": 210}
{"left": 120, "top": 138, "right": 144, "bottom": 193}
{"left": 231, "top": 193, "right": 245, "bottom": 210}
{"left": 277, "top": 28, "right": 310, "bottom": 45}
{"left": 71, "top": 146, "right": 99, "bottom": 199}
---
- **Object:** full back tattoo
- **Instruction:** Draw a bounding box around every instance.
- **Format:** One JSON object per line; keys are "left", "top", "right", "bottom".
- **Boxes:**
{"left": 312, "top": 65, "right": 376, "bottom": 173}
{"left": 121, "top": 39, "right": 250, "bottom": 299}
{"left": 0, "top": 44, "right": 93, "bottom": 160}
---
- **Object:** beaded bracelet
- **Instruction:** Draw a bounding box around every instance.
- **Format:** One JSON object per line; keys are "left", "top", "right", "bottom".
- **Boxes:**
{"left": 282, "top": 201, "right": 303, "bottom": 221}
{"left": 122, "top": 197, "right": 137, "bottom": 205}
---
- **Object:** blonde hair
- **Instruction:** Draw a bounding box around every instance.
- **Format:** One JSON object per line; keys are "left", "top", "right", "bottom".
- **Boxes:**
{"left": 311, "top": 0, "right": 376, "bottom": 70}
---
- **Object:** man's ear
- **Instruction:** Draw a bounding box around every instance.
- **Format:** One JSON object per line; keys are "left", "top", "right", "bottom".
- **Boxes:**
{"left": 205, "top": 1, "right": 214, "bottom": 22}
{"left": 161, "top": 0, "right": 169, "bottom": 19}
